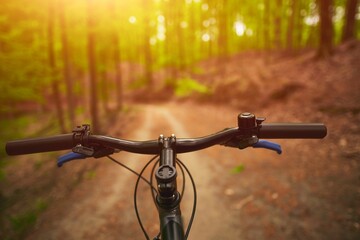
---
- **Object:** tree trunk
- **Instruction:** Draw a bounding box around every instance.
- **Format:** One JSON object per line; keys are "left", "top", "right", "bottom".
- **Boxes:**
{"left": 317, "top": 0, "right": 334, "bottom": 58}
{"left": 274, "top": 0, "right": 283, "bottom": 49}
{"left": 87, "top": 0, "right": 100, "bottom": 133}
{"left": 142, "top": 0, "right": 153, "bottom": 89}
{"left": 109, "top": 1, "right": 123, "bottom": 110}
{"left": 286, "top": 0, "right": 297, "bottom": 50}
{"left": 342, "top": 0, "right": 358, "bottom": 42}
{"left": 264, "top": 0, "right": 271, "bottom": 50}
{"left": 100, "top": 70, "right": 110, "bottom": 112}
{"left": 58, "top": 1, "right": 75, "bottom": 127}
{"left": 48, "top": 1, "right": 66, "bottom": 133}
{"left": 177, "top": 7, "right": 186, "bottom": 72}
{"left": 295, "top": 0, "right": 305, "bottom": 49}
{"left": 217, "top": 0, "right": 228, "bottom": 58}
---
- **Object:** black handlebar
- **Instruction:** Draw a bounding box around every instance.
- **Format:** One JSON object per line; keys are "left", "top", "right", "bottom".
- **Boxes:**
{"left": 259, "top": 123, "right": 327, "bottom": 139}
{"left": 5, "top": 123, "right": 327, "bottom": 156}
{"left": 6, "top": 134, "right": 76, "bottom": 155}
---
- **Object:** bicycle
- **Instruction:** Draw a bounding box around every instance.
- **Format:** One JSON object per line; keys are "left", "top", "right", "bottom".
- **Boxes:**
{"left": 5, "top": 112, "right": 327, "bottom": 240}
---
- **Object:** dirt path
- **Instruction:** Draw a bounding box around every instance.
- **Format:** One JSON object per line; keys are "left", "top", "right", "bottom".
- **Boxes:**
{"left": 25, "top": 103, "right": 359, "bottom": 240}
{"left": 26, "top": 104, "right": 242, "bottom": 240}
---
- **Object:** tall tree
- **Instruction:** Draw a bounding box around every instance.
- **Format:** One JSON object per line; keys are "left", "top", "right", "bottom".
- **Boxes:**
{"left": 273, "top": 0, "right": 283, "bottom": 49}
{"left": 295, "top": 0, "right": 306, "bottom": 49}
{"left": 287, "top": 0, "right": 297, "bottom": 50}
{"left": 342, "top": 0, "right": 358, "bottom": 42}
{"left": 177, "top": 3, "right": 187, "bottom": 72}
{"left": 217, "top": 0, "right": 229, "bottom": 57}
{"left": 48, "top": 0, "right": 66, "bottom": 133}
{"left": 142, "top": 0, "right": 153, "bottom": 88}
{"left": 87, "top": 0, "right": 100, "bottom": 133}
{"left": 109, "top": 1, "right": 123, "bottom": 110}
{"left": 58, "top": 1, "right": 75, "bottom": 127}
{"left": 317, "top": 0, "right": 334, "bottom": 58}
{"left": 264, "top": 0, "right": 272, "bottom": 50}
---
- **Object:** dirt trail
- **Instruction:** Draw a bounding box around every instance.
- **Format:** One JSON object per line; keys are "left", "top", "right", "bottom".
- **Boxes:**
{"left": 27, "top": 104, "right": 243, "bottom": 240}
{"left": 25, "top": 103, "right": 360, "bottom": 240}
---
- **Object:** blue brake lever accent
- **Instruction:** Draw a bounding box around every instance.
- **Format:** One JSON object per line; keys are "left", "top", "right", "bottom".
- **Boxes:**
{"left": 253, "top": 140, "right": 282, "bottom": 154}
{"left": 57, "top": 152, "right": 87, "bottom": 167}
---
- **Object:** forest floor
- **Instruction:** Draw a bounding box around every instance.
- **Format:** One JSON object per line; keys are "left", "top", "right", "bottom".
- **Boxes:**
{"left": 1, "top": 41, "right": 360, "bottom": 240}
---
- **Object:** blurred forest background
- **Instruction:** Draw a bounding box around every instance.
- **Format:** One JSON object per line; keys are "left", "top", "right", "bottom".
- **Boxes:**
{"left": 0, "top": 0, "right": 358, "bottom": 135}
{"left": 1, "top": 0, "right": 359, "bottom": 239}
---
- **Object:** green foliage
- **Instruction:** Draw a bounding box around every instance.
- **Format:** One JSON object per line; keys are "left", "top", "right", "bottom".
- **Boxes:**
{"left": 9, "top": 198, "right": 48, "bottom": 237}
{"left": 0, "top": 169, "right": 6, "bottom": 182}
{"left": 33, "top": 159, "right": 44, "bottom": 171}
{"left": 230, "top": 164, "right": 245, "bottom": 174}
{"left": 129, "top": 76, "right": 148, "bottom": 90}
{"left": 84, "top": 170, "right": 96, "bottom": 180}
{"left": 0, "top": 115, "right": 33, "bottom": 158}
{"left": 175, "top": 78, "right": 211, "bottom": 97}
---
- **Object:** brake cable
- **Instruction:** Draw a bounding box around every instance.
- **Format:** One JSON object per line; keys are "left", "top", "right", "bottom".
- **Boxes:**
{"left": 176, "top": 158, "right": 197, "bottom": 240}
{"left": 134, "top": 155, "right": 160, "bottom": 240}
{"left": 107, "top": 155, "right": 158, "bottom": 193}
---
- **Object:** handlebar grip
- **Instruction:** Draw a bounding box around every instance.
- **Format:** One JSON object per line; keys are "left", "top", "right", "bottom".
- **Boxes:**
{"left": 259, "top": 123, "right": 327, "bottom": 139}
{"left": 5, "top": 134, "right": 76, "bottom": 155}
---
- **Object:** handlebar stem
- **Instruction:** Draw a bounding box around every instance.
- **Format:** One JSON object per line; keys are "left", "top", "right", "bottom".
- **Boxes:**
{"left": 156, "top": 135, "right": 180, "bottom": 207}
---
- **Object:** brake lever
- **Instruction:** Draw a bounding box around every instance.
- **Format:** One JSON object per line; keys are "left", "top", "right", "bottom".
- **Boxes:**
{"left": 253, "top": 140, "right": 282, "bottom": 154}
{"left": 57, "top": 145, "right": 118, "bottom": 167}
{"left": 222, "top": 136, "right": 282, "bottom": 154}
{"left": 57, "top": 152, "right": 87, "bottom": 167}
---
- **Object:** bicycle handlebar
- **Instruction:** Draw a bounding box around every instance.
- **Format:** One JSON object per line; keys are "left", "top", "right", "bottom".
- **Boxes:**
{"left": 259, "top": 123, "right": 326, "bottom": 138}
{"left": 5, "top": 123, "right": 327, "bottom": 156}
{"left": 6, "top": 134, "right": 75, "bottom": 155}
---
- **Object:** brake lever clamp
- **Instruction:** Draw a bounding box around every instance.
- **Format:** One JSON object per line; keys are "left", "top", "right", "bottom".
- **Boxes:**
{"left": 223, "top": 135, "right": 259, "bottom": 149}
{"left": 237, "top": 135, "right": 259, "bottom": 149}
{"left": 222, "top": 112, "right": 265, "bottom": 149}
{"left": 72, "top": 144, "right": 94, "bottom": 156}
{"left": 72, "top": 144, "right": 117, "bottom": 158}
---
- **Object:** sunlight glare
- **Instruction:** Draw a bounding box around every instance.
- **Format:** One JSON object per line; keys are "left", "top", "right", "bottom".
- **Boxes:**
{"left": 129, "top": 16, "right": 137, "bottom": 24}
{"left": 157, "top": 24, "right": 166, "bottom": 41}
{"left": 150, "top": 37, "right": 157, "bottom": 45}
{"left": 203, "top": 20, "right": 210, "bottom": 28}
{"left": 158, "top": 15, "right": 165, "bottom": 23}
{"left": 234, "top": 21, "right": 246, "bottom": 36}
{"left": 246, "top": 29, "right": 253, "bottom": 36}
{"left": 333, "top": 6, "right": 344, "bottom": 22}
{"left": 180, "top": 21, "right": 188, "bottom": 28}
{"left": 304, "top": 15, "right": 319, "bottom": 26}
{"left": 202, "top": 33, "right": 210, "bottom": 42}
{"left": 202, "top": 3, "right": 209, "bottom": 11}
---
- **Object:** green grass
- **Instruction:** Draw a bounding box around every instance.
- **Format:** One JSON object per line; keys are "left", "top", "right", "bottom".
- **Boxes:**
{"left": 9, "top": 198, "right": 48, "bottom": 239}
{"left": 84, "top": 169, "right": 96, "bottom": 180}
{"left": 175, "top": 78, "right": 211, "bottom": 97}
{"left": 0, "top": 115, "right": 35, "bottom": 178}
{"left": 230, "top": 164, "right": 245, "bottom": 174}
